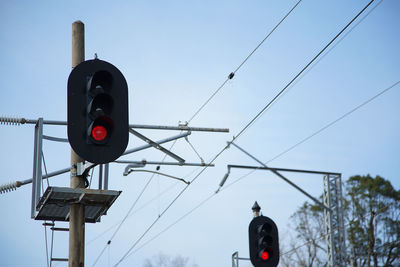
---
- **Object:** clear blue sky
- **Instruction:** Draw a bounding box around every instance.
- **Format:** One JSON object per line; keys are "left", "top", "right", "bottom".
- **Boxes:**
{"left": 0, "top": 0, "right": 399, "bottom": 266}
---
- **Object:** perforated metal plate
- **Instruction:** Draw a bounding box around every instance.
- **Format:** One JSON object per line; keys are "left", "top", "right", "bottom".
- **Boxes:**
{"left": 35, "top": 186, "right": 121, "bottom": 223}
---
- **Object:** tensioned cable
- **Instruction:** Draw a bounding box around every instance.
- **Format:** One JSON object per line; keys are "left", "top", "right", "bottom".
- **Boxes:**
{"left": 41, "top": 151, "right": 51, "bottom": 267}
{"left": 265, "top": 0, "right": 384, "bottom": 110}
{"left": 41, "top": 151, "right": 50, "bottom": 267}
{"left": 233, "top": 0, "right": 375, "bottom": 140}
{"left": 97, "top": 2, "right": 301, "bottom": 262}
{"left": 232, "top": 0, "right": 302, "bottom": 75}
{"left": 129, "top": 88, "right": 400, "bottom": 253}
{"left": 90, "top": 167, "right": 203, "bottom": 265}
{"left": 91, "top": 170, "right": 158, "bottom": 267}
{"left": 115, "top": 142, "right": 232, "bottom": 265}
{"left": 130, "top": 192, "right": 216, "bottom": 255}
{"left": 108, "top": 0, "right": 302, "bottom": 247}
{"left": 87, "top": 181, "right": 179, "bottom": 245}
{"left": 92, "top": 128, "right": 185, "bottom": 265}
{"left": 187, "top": 0, "right": 302, "bottom": 123}
{"left": 92, "top": 142, "right": 201, "bottom": 265}
{"left": 224, "top": 79, "right": 400, "bottom": 190}
{"left": 127, "top": 192, "right": 400, "bottom": 257}
{"left": 185, "top": 137, "right": 204, "bottom": 163}
{"left": 114, "top": 2, "right": 376, "bottom": 264}
{"left": 42, "top": 151, "right": 50, "bottom": 187}
{"left": 123, "top": 61, "right": 398, "bottom": 260}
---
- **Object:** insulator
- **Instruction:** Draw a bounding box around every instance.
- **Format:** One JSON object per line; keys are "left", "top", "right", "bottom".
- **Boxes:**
{"left": 0, "top": 182, "right": 19, "bottom": 194}
{"left": 0, "top": 116, "right": 25, "bottom": 126}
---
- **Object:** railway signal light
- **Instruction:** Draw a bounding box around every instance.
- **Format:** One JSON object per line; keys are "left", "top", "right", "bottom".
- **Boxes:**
{"left": 249, "top": 215, "right": 279, "bottom": 267}
{"left": 68, "top": 59, "right": 129, "bottom": 164}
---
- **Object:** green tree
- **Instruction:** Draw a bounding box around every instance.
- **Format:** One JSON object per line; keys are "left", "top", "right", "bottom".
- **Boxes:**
{"left": 282, "top": 175, "right": 399, "bottom": 267}
{"left": 346, "top": 175, "right": 399, "bottom": 267}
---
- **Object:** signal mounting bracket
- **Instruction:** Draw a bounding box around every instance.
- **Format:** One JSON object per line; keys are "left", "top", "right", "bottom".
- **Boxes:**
{"left": 72, "top": 162, "right": 96, "bottom": 177}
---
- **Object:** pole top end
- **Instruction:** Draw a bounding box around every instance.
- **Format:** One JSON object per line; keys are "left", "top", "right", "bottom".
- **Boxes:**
{"left": 252, "top": 201, "right": 261, "bottom": 217}
{"left": 73, "top": 20, "right": 84, "bottom": 25}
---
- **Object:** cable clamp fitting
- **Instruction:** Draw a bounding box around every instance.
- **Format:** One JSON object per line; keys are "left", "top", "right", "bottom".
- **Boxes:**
{"left": 70, "top": 162, "right": 85, "bottom": 177}
{"left": 71, "top": 162, "right": 96, "bottom": 177}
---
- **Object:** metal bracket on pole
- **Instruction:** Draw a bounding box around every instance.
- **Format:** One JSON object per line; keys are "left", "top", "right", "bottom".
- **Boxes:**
{"left": 232, "top": 251, "right": 239, "bottom": 267}
{"left": 129, "top": 128, "right": 185, "bottom": 164}
{"left": 98, "top": 164, "right": 103, "bottom": 190}
{"left": 72, "top": 162, "right": 96, "bottom": 177}
{"left": 231, "top": 251, "right": 250, "bottom": 267}
{"left": 42, "top": 135, "right": 69, "bottom": 143}
{"left": 3, "top": 116, "right": 229, "bottom": 133}
{"left": 115, "top": 160, "right": 214, "bottom": 167}
{"left": 97, "top": 163, "right": 109, "bottom": 190}
{"left": 31, "top": 118, "right": 43, "bottom": 218}
{"left": 225, "top": 142, "right": 347, "bottom": 266}
{"left": 104, "top": 163, "right": 109, "bottom": 190}
{"left": 229, "top": 142, "right": 330, "bottom": 211}
{"left": 122, "top": 131, "right": 191, "bottom": 156}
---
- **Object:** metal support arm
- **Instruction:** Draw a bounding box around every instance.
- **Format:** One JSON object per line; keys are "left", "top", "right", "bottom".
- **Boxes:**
{"left": 129, "top": 129, "right": 185, "bottom": 164}
{"left": 228, "top": 142, "right": 330, "bottom": 211}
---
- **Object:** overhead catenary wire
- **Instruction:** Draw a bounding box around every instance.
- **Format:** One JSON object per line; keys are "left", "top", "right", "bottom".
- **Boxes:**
{"left": 113, "top": 2, "right": 376, "bottom": 265}
{"left": 130, "top": 192, "right": 216, "bottom": 256}
{"left": 224, "top": 79, "right": 400, "bottom": 190}
{"left": 93, "top": 3, "right": 303, "bottom": 265}
{"left": 187, "top": 0, "right": 302, "bottom": 123}
{"left": 87, "top": 181, "right": 180, "bottom": 245}
{"left": 272, "top": 0, "right": 385, "bottom": 105}
{"left": 127, "top": 193, "right": 400, "bottom": 258}
{"left": 78, "top": 3, "right": 304, "bottom": 264}
{"left": 119, "top": 65, "right": 398, "bottom": 261}
{"left": 88, "top": 166, "right": 202, "bottom": 256}
{"left": 91, "top": 170, "right": 158, "bottom": 267}
{"left": 233, "top": 0, "right": 376, "bottom": 140}
{"left": 93, "top": 140, "right": 199, "bottom": 265}
{"left": 126, "top": 89, "right": 400, "bottom": 254}
{"left": 93, "top": 136, "right": 193, "bottom": 265}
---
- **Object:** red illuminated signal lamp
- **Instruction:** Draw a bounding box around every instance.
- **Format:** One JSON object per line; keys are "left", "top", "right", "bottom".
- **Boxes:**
{"left": 260, "top": 250, "right": 270, "bottom": 261}
{"left": 91, "top": 125, "right": 108, "bottom": 141}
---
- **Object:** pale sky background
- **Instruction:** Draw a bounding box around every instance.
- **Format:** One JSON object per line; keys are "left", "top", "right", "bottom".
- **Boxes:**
{"left": 0, "top": 0, "right": 399, "bottom": 266}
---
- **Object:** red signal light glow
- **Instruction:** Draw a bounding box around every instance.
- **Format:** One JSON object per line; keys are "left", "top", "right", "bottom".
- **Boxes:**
{"left": 260, "top": 251, "right": 270, "bottom": 261}
{"left": 91, "top": 125, "right": 108, "bottom": 141}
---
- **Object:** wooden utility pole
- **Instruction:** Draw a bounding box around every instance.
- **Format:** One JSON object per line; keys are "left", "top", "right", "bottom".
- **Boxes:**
{"left": 69, "top": 20, "right": 85, "bottom": 267}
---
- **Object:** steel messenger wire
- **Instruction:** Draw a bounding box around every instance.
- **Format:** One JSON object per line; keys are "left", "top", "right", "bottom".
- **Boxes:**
{"left": 113, "top": 0, "right": 376, "bottom": 265}
{"left": 111, "top": 2, "right": 305, "bottom": 266}
{"left": 93, "top": 1, "right": 304, "bottom": 266}
{"left": 125, "top": 79, "right": 400, "bottom": 257}
{"left": 187, "top": 0, "right": 303, "bottom": 123}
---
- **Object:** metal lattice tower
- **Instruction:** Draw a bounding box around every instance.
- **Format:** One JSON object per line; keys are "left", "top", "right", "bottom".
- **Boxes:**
{"left": 323, "top": 174, "right": 346, "bottom": 267}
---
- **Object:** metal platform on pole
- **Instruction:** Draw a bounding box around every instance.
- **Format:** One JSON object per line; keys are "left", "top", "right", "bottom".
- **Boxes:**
{"left": 34, "top": 186, "right": 121, "bottom": 223}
